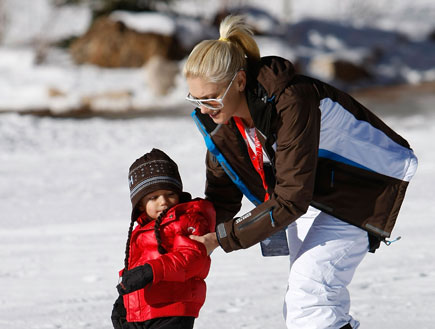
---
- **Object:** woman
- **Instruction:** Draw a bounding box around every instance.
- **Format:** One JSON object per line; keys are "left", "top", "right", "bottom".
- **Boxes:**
{"left": 184, "top": 15, "right": 417, "bottom": 329}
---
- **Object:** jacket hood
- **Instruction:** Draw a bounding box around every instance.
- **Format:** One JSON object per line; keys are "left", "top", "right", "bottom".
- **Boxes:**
{"left": 249, "top": 56, "right": 297, "bottom": 97}
{"left": 244, "top": 56, "right": 298, "bottom": 149}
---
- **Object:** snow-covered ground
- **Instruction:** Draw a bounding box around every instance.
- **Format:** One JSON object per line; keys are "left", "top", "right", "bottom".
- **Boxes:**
{"left": 1, "top": 91, "right": 434, "bottom": 328}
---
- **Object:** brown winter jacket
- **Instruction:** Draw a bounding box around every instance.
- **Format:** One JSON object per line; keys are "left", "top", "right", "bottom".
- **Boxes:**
{"left": 191, "top": 56, "right": 417, "bottom": 253}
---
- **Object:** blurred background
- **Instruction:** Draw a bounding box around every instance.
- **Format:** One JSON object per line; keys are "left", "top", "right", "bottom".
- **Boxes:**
{"left": 1, "top": 1, "right": 435, "bottom": 329}
{"left": 0, "top": 0, "right": 434, "bottom": 116}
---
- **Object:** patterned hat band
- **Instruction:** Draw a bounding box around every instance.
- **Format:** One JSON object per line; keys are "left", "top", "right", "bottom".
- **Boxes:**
{"left": 130, "top": 176, "right": 182, "bottom": 200}
{"left": 128, "top": 149, "right": 184, "bottom": 218}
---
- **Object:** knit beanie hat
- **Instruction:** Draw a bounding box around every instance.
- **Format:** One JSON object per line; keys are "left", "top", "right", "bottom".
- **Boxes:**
{"left": 128, "top": 148, "right": 184, "bottom": 218}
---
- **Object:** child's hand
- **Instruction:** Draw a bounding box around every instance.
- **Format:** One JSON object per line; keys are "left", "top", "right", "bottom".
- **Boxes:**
{"left": 117, "top": 264, "right": 153, "bottom": 295}
{"left": 190, "top": 232, "right": 219, "bottom": 255}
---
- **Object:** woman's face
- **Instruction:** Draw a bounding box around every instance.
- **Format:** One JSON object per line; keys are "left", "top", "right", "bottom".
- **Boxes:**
{"left": 186, "top": 71, "right": 247, "bottom": 124}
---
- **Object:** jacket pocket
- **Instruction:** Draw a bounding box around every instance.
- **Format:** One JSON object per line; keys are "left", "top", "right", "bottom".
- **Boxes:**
{"left": 143, "top": 279, "right": 205, "bottom": 305}
{"left": 313, "top": 158, "right": 404, "bottom": 236}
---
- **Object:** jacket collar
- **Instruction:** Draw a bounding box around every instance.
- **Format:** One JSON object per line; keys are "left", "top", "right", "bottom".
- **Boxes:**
{"left": 136, "top": 208, "right": 177, "bottom": 228}
{"left": 245, "top": 74, "right": 276, "bottom": 144}
{"left": 135, "top": 198, "right": 215, "bottom": 229}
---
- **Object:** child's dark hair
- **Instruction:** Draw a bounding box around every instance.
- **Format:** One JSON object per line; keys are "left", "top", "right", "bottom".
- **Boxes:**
{"left": 154, "top": 208, "right": 169, "bottom": 254}
{"left": 123, "top": 209, "right": 169, "bottom": 270}
{"left": 123, "top": 218, "right": 136, "bottom": 271}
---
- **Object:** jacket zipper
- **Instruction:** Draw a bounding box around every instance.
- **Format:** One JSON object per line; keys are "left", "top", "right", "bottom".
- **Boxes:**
{"left": 238, "top": 207, "right": 274, "bottom": 230}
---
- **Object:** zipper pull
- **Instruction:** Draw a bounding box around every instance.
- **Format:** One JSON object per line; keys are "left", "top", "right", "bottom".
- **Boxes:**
{"left": 383, "top": 236, "right": 402, "bottom": 246}
{"left": 269, "top": 210, "right": 275, "bottom": 227}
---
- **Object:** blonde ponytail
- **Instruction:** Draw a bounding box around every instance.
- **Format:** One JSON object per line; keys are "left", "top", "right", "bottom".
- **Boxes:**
{"left": 219, "top": 15, "right": 260, "bottom": 63}
{"left": 183, "top": 15, "right": 260, "bottom": 83}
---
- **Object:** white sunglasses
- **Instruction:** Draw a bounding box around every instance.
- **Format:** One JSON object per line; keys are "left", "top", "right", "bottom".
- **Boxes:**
{"left": 185, "top": 71, "right": 239, "bottom": 111}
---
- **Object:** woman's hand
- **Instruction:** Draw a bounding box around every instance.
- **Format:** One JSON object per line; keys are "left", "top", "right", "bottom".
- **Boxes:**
{"left": 190, "top": 232, "right": 219, "bottom": 255}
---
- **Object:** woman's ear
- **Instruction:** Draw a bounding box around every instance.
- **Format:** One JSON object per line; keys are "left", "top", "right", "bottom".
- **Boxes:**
{"left": 237, "top": 70, "right": 246, "bottom": 92}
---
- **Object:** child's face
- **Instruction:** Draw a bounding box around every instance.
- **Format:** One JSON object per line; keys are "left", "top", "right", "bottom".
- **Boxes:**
{"left": 138, "top": 189, "right": 180, "bottom": 220}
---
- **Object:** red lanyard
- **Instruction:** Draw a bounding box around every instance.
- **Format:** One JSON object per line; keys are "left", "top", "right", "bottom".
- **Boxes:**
{"left": 234, "top": 117, "right": 269, "bottom": 201}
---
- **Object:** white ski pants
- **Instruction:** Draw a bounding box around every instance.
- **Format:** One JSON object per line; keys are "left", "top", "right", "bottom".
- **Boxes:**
{"left": 283, "top": 206, "right": 369, "bottom": 329}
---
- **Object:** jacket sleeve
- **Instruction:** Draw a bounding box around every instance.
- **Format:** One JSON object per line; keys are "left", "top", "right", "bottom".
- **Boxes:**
{"left": 145, "top": 212, "right": 212, "bottom": 283}
{"left": 216, "top": 87, "right": 321, "bottom": 252}
{"left": 205, "top": 150, "right": 244, "bottom": 224}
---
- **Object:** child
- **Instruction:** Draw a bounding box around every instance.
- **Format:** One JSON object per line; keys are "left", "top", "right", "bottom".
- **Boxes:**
{"left": 111, "top": 148, "right": 215, "bottom": 329}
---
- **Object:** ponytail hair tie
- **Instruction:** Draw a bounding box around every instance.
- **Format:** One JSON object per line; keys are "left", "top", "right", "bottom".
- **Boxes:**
{"left": 219, "top": 36, "right": 229, "bottom": 42}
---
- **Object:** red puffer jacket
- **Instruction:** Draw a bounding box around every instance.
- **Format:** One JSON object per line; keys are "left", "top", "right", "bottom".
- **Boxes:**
{"left": 122, "top": 198, "right": 215, "bottom": 322}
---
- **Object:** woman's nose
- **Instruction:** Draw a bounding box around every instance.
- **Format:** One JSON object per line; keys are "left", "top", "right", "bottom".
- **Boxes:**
{"left": 199, "top": 105, "right": 210, "bottom": 114}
